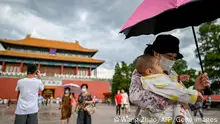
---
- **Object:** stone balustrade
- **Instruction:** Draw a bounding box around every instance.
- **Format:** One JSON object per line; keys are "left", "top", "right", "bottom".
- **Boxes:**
{"left": 0, "top": 71, "right": 112, "bottom": 80}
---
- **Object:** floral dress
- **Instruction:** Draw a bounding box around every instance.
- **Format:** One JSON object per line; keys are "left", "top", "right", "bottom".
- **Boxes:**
{"left": 129, "top": 70, "right": 169, "bottom": 112}
{"left": 77, "top": 92, "right": 92, "bottom": 124}
{"left": 78, "top": 92, "right": 92, "bottom": 110}
{"left": 129, "top": 70, "right": 195, "bottom": 124}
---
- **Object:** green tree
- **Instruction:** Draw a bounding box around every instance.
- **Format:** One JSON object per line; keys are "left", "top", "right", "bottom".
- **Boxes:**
{"left": 197, "top": 22, "right": 220, "bottom": 92}
{"left": 111, "top": 63, "right": 122, "bottom": 96}
{"left": 173, "top": 59, "right": 198, "bottom": 88}
{"left": 172, "top": 59, "right": 188, "bottom": 74}
{"left": 111, "top": 60, "right": 136, "bottom": 98}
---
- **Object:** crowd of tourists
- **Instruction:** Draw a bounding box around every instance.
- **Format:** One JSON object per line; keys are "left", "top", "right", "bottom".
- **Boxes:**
{"left": 14, "top": 64, "right": 96, "bottom": 124}
{"left": 37, "top": 95, "right": 67, "bottom": 107}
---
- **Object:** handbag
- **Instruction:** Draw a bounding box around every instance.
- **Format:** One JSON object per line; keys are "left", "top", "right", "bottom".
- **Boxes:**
{"left": 189, "top": 103, "right": 201, "bottom": 111}
{"left": 84, "top": 103, "right": 96, "bottom": 115}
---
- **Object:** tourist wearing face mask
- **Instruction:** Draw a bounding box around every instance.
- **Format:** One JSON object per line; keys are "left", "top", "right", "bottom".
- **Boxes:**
{"left": 147, "top": 35, "right": 189, "bottom": 83}
{"left": 76, "top": 84, "right": 93, "bottom": 124}
{"left": 129, "top": 34, "right": 210, "bottom": 124}
{"left": 60, "top": 87, "right": 72, "bottom": 124}
{"left": 147, "top": 35, "right": 210, "bottom": 90}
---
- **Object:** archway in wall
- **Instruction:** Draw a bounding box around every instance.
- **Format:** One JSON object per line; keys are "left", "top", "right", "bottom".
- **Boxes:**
{"left": 42, "top": 89, "right": 54, "bottom": 98}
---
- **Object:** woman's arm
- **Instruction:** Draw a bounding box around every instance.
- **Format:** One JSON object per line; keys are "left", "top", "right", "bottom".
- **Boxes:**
{"left": 59, "top": 102, "right": 62, "bottom": 109}
{"left": 16, "top": 92, "right": 20, "bottom": 101}
{"left": 74, "top": 103, "right": 78, "bottom": 111}
{"left": 75, "top": 95, "right": 81, "bottom": 111}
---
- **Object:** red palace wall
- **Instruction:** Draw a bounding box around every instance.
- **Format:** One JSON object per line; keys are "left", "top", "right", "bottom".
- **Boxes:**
{"left": 0, "top": 78, "right": 18, "bottom": 99}
{"left": 0, "top": 78, "right": 110, "bottom": 100}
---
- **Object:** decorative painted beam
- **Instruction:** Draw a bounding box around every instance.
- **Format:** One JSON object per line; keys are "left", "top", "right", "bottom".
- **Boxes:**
{"left": 0, "top": 58, "right": 98, "bottom": 68}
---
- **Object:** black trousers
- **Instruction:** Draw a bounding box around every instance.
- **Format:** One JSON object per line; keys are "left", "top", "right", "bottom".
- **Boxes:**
{"left": 14, "top": 113, "right": 38, "bottom": 124}
{"left": 77, "top": 110, "right": 91, "bottom": 124}
{"left": 194, "top": 109, "right": 203, "bottom": 119}
{"left": 116, "top": 104, "right": 121, "bottom": 115}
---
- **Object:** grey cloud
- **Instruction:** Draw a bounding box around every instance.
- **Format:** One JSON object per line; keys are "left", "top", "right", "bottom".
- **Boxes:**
{"left": 7, "top": 0, "right": 143, "bottom": 29}
{"left": 1, "top": 0, "right": 217, "bottom": 77}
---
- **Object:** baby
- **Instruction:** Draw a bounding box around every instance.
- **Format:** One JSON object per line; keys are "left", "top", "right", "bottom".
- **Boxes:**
{"left": 135, "top": 55, "right": 203, "bottom": 124}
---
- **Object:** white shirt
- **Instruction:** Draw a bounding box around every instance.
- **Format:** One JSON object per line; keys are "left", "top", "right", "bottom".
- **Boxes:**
{"left": 56, "top": 98, "right": 59, "bottom": 104}
{"left": 4, "top": 99, "right": 8, "bottom": 104}
{"left": 121, "top": 93, "right": 129, "bottom": 104}
{"left": 15, "top": 78, "right": 44, "bottom": 115}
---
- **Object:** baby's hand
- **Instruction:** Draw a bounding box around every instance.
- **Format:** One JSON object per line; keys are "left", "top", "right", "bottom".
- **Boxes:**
{"left": 179, "top": 75, "right": 190, "bottom": 82}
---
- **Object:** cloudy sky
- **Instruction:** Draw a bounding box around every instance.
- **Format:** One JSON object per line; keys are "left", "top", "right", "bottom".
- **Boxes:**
{"left": 0, "top": 0, "right": 218, "bottom": 78}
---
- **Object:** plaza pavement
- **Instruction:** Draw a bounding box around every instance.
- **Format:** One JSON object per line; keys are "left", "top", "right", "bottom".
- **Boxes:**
{"left": 0, "top": 104, "right": 220, "bottom": 124}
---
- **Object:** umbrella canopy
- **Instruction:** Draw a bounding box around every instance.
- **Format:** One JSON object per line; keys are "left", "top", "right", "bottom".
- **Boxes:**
{"left": 120, "top": 0, "right": 220, "bottom": 38}
{"left": 62, "top": 83, "right": 81, "bottom": 94}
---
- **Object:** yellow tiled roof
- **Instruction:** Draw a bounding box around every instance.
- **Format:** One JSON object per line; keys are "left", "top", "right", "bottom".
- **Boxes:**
{"left": 0, "top": 50, "right": 104, "bottom": 64}
{"left": 0, "top": 35, "right": 98, "bottom": 53}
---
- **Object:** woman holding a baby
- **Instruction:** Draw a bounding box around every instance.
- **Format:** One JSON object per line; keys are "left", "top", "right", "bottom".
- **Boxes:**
{"left": 129, "top": 34, "right": 210, "bottom": 124}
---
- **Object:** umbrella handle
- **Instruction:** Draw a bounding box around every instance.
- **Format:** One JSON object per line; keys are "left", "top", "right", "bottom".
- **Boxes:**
{"left": 191, "top": 26, "right": 204, "bottom": 73}
{"left": 192, "top": 26, "right": 212, "bottom": 95}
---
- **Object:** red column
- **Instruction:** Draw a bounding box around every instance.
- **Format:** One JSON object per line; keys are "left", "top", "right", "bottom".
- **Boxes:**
{"left": 37, "top": 64, "right": 40, "bottom": 70}
{"left": 20, "top": 63, "right": 23, "bottom": 72}
{"left": 61, "top": 65, "right": 64, "bottom": 74}
{"left": 2, "top": 61, "right": 5, "bottom": 72}
{"left": 75, "top": 66, "right": 78, "bottom": 75}
{"left": 88, "top": 67, "right": 91, "bottom": 76}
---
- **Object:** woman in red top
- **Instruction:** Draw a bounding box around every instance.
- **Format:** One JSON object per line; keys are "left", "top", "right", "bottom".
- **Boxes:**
{"left": 115, "top": 90, "right": 123, "bottom": 115}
